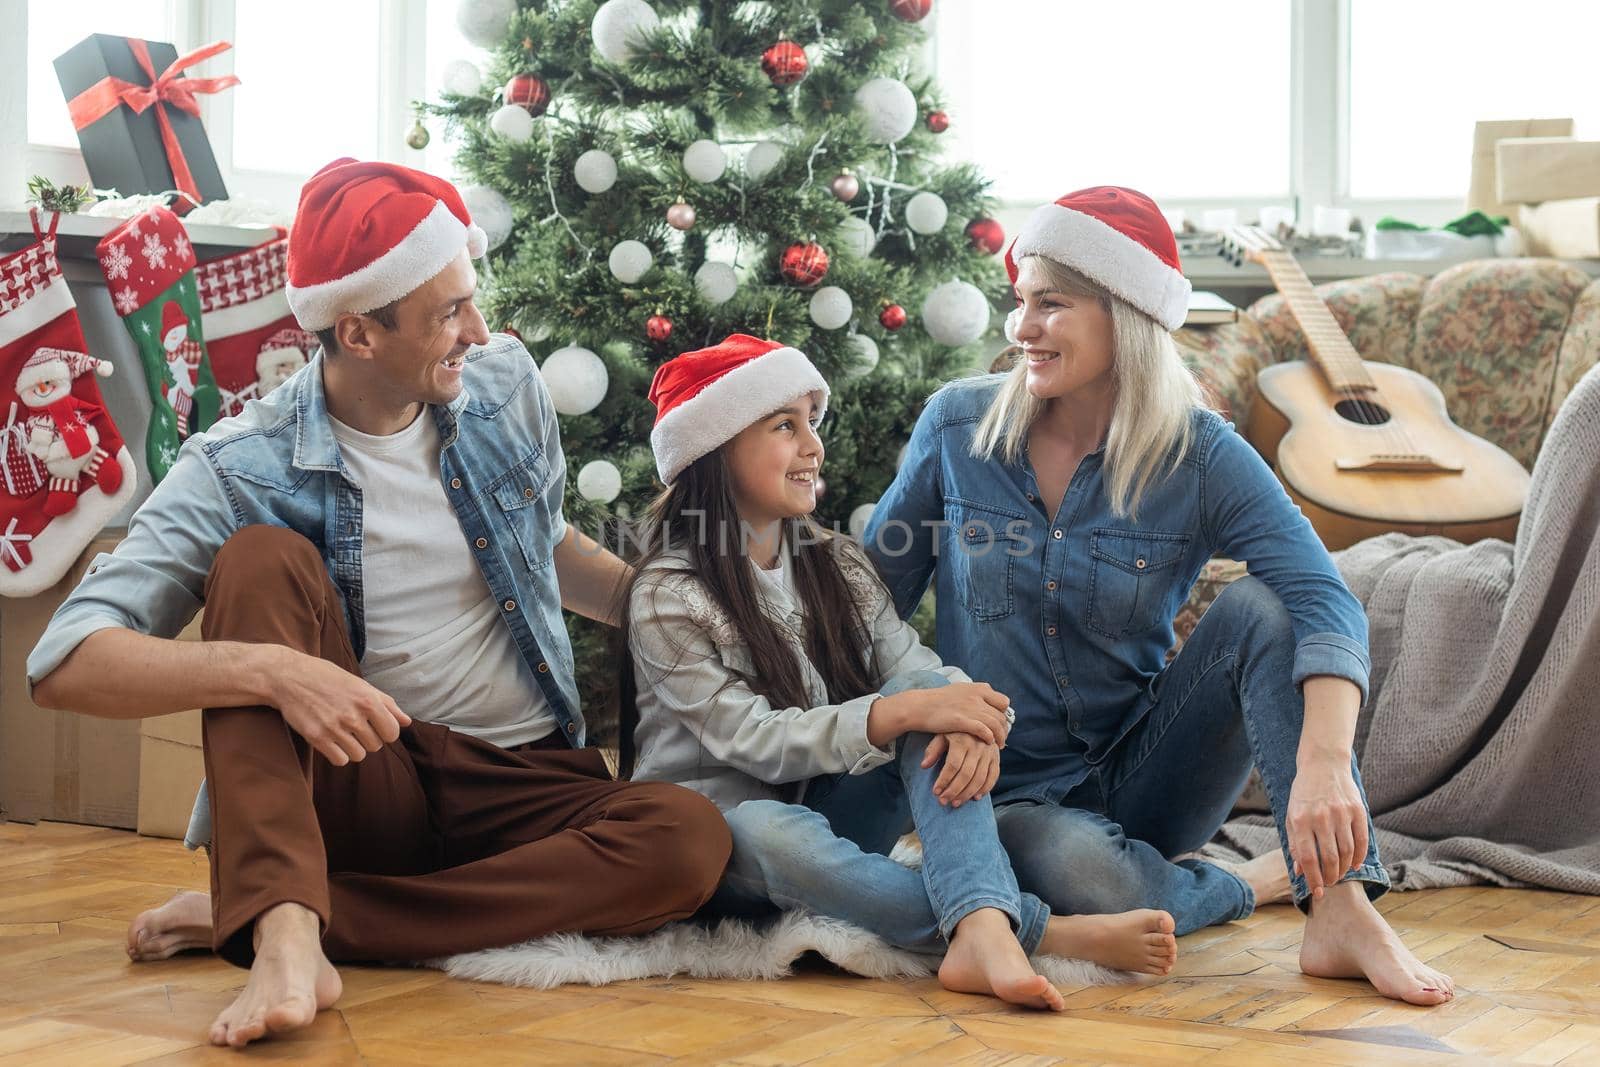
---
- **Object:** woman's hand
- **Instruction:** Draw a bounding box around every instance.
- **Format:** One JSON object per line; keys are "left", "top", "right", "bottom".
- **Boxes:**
{"left": 1285, "top": 756, "right": 1369, "bottom": 899}
{"left": 868, "top": 682, "right": 1012, "bottom": 747}
{"left": 920, "top": 732, "right": 1001, "bottom": 806}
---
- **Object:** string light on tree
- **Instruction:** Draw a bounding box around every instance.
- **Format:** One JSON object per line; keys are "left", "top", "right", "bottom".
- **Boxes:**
{"left": 456, "top": 0, "right": 516, "bottom": 47}
{"left": 666, "top": 200, "right": 696, "bottom": 230}
{"left": 879, "top": 303, "right": 907, "bottom": 330}
{"left": 577, "top": 459, "right": 622, "bottom": 503}
{"left": 855, "top": 77, "right": 918, "bottom": 144}
{"left": 573, "top": 149, "right": 618, "bottom": 193}
{"left": 922, "top": 279, "right": 990, "bottom": 346}
{"left": 608, "top": 239, "right": 654, "bottom": 283}
{"left": 542, "top": 345, "right": 609, "bottom": 415}
{"left": 592, "top": 0, "right": 660, "bottom": 63}
{"left": 889, "top": 0, "right": 933, "bottom": 22}
{"left": 808, "top": 286, "right": 853, "bottom": 329}
{"left": 926, "top": 110, "right": 950, "bottom": 134}
{"left": 458, "top": 184, "right": 513, "bottom": 251}
{"left": 745, "top": 141, "right": 785, "bottom": 181}
{"left": 682, "top": 140, "right": 727, "bottom": 183}
{"left": 761, "top": 39, "right": 809, "bottom": 87}
{"left": 489, "top": 103, "right": 535, "bottom": 142}
{"left": 502, "top": 72, "right": 550, "bottom": 116}
{"left": 905, "top": 191, "right": 949, "bottom": 234}
{"left": 646, "top": 313, "right": 673, "bottom": 343}
{"left": 694, "top": 261, "right": 738, "bottom": 305}
{"left": 830, "top": 171, "right": 860, "bottom": 202}
{"left": 780, "top": 241, "right": 829, "bottom": 286}
{"left": 966, "top": 217, "right": 1005, "bottom": 254}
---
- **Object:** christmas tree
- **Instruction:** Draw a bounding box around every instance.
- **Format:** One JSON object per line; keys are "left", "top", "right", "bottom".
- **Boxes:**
{"left": 428, "top": 0, "right": 1010, "bottom": 737}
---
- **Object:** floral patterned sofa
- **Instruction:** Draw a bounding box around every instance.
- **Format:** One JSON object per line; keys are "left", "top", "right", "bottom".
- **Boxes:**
{"left": 1170, "top": 257, "right": 1600, "bottom": 647}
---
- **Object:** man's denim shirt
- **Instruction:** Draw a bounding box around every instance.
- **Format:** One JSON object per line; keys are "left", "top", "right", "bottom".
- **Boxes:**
{"left": 863, "top": 374, "right": 1370, "bottom": 806}
{"left": 27, "top": 333, "right": 585, "bottom": 746}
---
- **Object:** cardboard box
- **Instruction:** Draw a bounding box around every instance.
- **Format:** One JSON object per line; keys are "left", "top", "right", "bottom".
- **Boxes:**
{"left": 1518, "top": 198, "right": 1600, "bottom": 258}
{"left": 1469, "top": 118, "right": 1573, "bottom": 217}
{"left": 0, "top": 533, "right": 139, "bottom": 829}
{"left": 1496, "top": 138, "right": 1600, "bottom": 205}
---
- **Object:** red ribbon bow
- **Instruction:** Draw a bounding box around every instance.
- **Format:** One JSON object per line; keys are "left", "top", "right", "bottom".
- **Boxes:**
{"left": 67, "top": 39, "right": 240, "bottom": 208}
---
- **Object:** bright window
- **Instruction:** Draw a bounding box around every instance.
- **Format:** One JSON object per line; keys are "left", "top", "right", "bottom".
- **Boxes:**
{"left": 26, "top": 0, "right": 174, "bottom": 149}
{"left": 935, "top": 0, "right": 1292, "bottom": 204}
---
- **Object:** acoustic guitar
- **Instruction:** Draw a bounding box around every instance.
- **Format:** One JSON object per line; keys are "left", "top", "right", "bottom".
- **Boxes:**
{"left": 1219, "top": 225, "right": 1529, "bottom": 550}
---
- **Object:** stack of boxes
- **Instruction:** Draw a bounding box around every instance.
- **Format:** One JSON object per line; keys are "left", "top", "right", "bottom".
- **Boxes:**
{"left": 1472, "top": 119, "right": 1600, "bottom": 258}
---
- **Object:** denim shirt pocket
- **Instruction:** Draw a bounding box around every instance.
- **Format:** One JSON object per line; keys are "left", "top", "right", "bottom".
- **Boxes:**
{"left": 488, "top": 451, "right": 556, "bottom": 569}
{"left": 944, "top": 500, "right": 1026, "bottom": 621}
{"left": 1085, "top": 528, "right": 1191, "bottom": 637}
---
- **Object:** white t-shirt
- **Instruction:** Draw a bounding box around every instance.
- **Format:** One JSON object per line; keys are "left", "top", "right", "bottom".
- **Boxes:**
{"left": 330, "top": 408, "right": 555, "bottom": 748}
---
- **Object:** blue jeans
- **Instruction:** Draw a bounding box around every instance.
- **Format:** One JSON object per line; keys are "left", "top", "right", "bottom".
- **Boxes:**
{"left": 995, "top": 577, "right": 1389, "bottom": 936}
{"left": 706, "top": 671, "right": 1051, "bottom": 956}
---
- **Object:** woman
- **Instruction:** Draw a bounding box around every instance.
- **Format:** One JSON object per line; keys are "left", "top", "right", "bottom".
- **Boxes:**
{"left": 621, "top": 334, "right": 1178, "bottom": 1010}
{"left": 865, "top": 187, "right": 1454, "bottom": 1006}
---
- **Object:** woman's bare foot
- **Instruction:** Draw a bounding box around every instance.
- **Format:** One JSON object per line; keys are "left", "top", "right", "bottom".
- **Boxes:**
{"left": 1173, "top": 850, "right": 1293, "bottom": 907}
{"left": 207, "top": 902, "right": 342, "bottom": 1048}
{"left": 1300, "top": 882, "right": 1454, "bottom": 1006}
{"left": 127, "top": 890, "right": 213, "bottom": 961}
{"left": 938, "top": 907, "right": 1065, "bottom": 1011}
{"left": 1038, "top": 909, "right": 1176, "bottom": 975}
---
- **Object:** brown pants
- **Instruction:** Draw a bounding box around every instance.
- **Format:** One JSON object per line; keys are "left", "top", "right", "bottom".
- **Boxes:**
{"left": 200, "top": 525, "right": 731, "bottom": 968}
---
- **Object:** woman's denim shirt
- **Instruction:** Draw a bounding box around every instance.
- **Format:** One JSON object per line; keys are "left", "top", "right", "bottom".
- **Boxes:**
{"left": 864, "top": 374, "right": 1370, "bottom": 806}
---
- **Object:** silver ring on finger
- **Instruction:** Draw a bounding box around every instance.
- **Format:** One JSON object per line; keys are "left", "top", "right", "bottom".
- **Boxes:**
{"left": 1004, "top": 706, "right": 1016, "bottom": 726}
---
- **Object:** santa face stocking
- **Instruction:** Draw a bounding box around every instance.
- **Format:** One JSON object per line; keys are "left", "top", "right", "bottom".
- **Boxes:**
{"left": 196, "top": 232, "right": 315, "bottom": 418}
{"left": 96, "top": 205, "right": 219, "bottom": 482}
{"left": 0, "top": 210, "right": 136, "bottom": 596}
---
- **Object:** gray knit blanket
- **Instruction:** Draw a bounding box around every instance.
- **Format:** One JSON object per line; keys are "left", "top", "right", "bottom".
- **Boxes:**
{"left": 1214, "top": 363, "right": 1600, "bottom": 894}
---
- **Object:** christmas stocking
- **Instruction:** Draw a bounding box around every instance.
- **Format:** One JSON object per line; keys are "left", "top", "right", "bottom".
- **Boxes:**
{"left": 0, "top": 210, "right": 137, "bottom": 597}
{"left": 196, "top": 230, "right": 315, "bottom": 418}
{"left": 96, "top": 205, "right": 219, "bottom": 482}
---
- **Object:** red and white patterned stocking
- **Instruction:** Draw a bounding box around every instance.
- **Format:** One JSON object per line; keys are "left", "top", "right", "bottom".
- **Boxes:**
{"left": 196, "top": 231, "right": 315, "bottom": 417}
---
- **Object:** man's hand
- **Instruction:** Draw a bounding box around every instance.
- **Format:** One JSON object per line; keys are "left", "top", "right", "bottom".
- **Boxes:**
{"left": 1286, "top": 755, "right": 1369, "bottom": 899}
{"left": 263, "top": 647, "right": 411, "bottom": 766}
{"left": 920, "top": 732, "right": 1001, "bottom": 807}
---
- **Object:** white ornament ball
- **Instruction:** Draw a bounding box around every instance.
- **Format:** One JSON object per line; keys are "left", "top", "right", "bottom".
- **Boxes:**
{"left": 488, "top": 103, "right": 535, "bottom": 142}
{"left": 905, "top": 191, "right": 949, "bottom": 235}
{"left": 745, "top": 141, "right": 785, "bottom": 182}
{"left": 577, "top": 460, "right": 623, "bottom": 503}
{"left": 854, "top": 77, "right": 918, "bottom": 144}
{"left": 608, "top": 239, "right": 654, "bottom": 283}
{"left": 542, "top": 345, "right": 609, "bottom": 416}
{"left": 849, "top": 502, "right": 877, "bottom": 540}
{"left": 574, "top": 149, "right": 618, "bottom": 194}
{"left": 592, "top": 0, "right": 660, "bottom": 64}
{"left": 694, "top": 261, "right": 738, "bottom": 306}
{"left": 458, "top": 184, "right": 512, "bottom": 251}
{"left": 808, "top": 286, "right": 853, "bottom": 330}
{"left": 441, "top": 59, "right": 483, "bottom": 97}
{"left": 844, "top": 333, "right": 880, "bottom": 378}
{"left": 456, "top": 0, "right": 516, "bottom": 47}
{"left": 837, "top": 216, "right": 877, "bottom": 258}
{"left": 922, "top": 280, "right": 992, "bottom": 346}
{"left": 682, "top": 139, "right": 727, "bottom": 183}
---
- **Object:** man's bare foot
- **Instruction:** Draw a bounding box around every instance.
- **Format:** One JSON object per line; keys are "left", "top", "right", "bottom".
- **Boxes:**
{"left": 938, "top": 907, "right": 1065, "bottom": 1011}
{"left": 207, "top": 902, "right": 342, "bottom": 1048}
{"left": 127, "top": 890, "right": 214, "bottom": 961}
{"left": 1038, "top": 909, "right": 1176, "bottom": 975}
{"left": 1300, "top": 882, "right": 1454, "bottom": 1006}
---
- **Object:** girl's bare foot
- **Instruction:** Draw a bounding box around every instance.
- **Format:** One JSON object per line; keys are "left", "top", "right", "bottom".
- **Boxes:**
{"left": 207, "top": 902, "right": 342, "bottom": 1048}
{"left": 938, "top": 907, "right": 1065, "bottom": 1011}
{"left": 127, "top": 890, "right": 213, "bottom": 961}
{"left": 1300, "top": 882, "right": 1455, "bottom": 1006}
{"left": 1038, "top": 909, "right": 1176, "bottom": 975}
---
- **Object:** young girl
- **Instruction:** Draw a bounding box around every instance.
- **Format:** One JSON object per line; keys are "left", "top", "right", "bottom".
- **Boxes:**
{"left": 619, "top": 333, "right": 1177, "bottom": 1010}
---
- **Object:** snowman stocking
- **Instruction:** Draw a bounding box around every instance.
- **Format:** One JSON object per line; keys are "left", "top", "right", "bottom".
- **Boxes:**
{"left": 0, "top": 210, "right": 136, "bottom": 596}
{"left": 96, "top": 205, "right": 219, "bottom": 483}
{"left": 196, "top": 231, "right": 315, "bottom": 417}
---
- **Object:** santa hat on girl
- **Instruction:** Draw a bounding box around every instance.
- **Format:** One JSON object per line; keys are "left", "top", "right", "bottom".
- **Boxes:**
{"left": 16, "top": 347, "right": 112, "bottom": 395}
{"left": 647, "top": 333, "right": 829, "bottom": 484}
{"left": 284, "top": 158, "right": 488, "bottom": 332}
{"left": 1004, "top": 186, "right": 1191, "bottom": 334}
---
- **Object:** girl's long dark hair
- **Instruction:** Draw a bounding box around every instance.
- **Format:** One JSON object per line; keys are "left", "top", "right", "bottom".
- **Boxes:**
{"left": 613, "top": 449, "right": 879, "bottom": 778}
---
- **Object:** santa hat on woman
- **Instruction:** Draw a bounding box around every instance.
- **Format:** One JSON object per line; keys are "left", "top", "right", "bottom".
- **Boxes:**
{"left": 284, "top": 158, "right": 488, "bottom": 332}
{"left": 1004, "top": 186, "right": 1191, "bottom": 336}
{"left": 647, "top": 333, "right": 829, "bottom": 484}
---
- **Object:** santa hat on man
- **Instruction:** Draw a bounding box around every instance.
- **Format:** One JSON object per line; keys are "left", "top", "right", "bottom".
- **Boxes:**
{"left": 1003, "top": 186, "right": 1191, "bottom": 336}
{"left": 647, "top": 333, "right": 830, "bottom": 485}
{"left": 284, "top": 158, "right": 488, "bottom": 332}
{"left": 16, "top": 347, "right": 112, "bottom": 396}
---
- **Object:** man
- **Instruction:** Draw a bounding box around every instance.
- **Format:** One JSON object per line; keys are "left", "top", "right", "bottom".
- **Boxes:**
{"left": 28, "top": 159, "right": 731, "bottom": 1049}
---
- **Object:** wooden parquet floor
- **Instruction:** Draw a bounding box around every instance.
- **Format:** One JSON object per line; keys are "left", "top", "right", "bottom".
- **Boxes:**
{"left": 3, "top": 821, "right": 1599, "bottom": 1065}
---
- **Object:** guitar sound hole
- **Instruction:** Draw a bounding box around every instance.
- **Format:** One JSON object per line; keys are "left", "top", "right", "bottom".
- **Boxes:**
{"left": 1334, "top": 398, "right": 1392, "bottom": 425}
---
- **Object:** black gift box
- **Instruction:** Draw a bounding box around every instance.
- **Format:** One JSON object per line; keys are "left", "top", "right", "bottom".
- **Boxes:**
{"left": 52, "top": 34, "right": 229, "bottom": 206}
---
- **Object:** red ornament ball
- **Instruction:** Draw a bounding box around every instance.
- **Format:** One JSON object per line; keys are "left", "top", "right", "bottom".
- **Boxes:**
{"left": 890, "top": 0, "right": 933, "bottom": 22}
{"left": 646, "top": 314, "right": 673, "bottom": 343}
{"left": 879, "top": 304, "right": 907, "bottom": 331}
{"left": 504, "top": 72, "right": 551, "bottom": 117}
{"left": 966, "top": 217, "right": 1006, "bottom": 255}
{"left": 780, "top": 241, "right": 830, "bottom": 286}
{"left": 500, "top": 326, "right": 523, "bottom": 341}
{"left": 761, "top": 40, "right": 809, "bottom": 88}
{"left": 925, "top": 109, "right": 949, "bottom": 134}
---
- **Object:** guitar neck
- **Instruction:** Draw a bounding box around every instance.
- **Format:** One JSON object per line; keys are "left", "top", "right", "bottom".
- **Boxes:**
{"left": 1257, "top": 251, "right": 1375, "bottom": 393}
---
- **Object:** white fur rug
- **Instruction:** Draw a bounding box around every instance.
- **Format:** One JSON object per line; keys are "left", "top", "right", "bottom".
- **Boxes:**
{"left": 433, "top": 911, "right": 1136, "bottom": 991}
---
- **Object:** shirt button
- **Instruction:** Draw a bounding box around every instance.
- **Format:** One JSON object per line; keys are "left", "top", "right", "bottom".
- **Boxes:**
{"left": 1046, "top": 580, "right": 1057, "bottom": 591}
{"left": 1136, "top": 558, "right": 1147, "bottom": 569}
{"left": 566, "top": 722, "right": 576, "bottom": 734}
{"left": 475, "top": 537, "right": 488, "bottom": 549}
{"left": 503, "top": 599, "right": 516, "bottom": 611}
{"left": 1058, "top": 675, "right": 1070, "bottom": 686}
{"left": 1026, "top": 492, "right": 1035, "bottom": 501}
{"left": 1053, "top": 530, "right": 1063, "bottom": 540}
{"left": 450, "top": 477, "right": 462, "bottom": 489}
{"left": 1047, "top": 626, "right": 1058, "bottom": 636}
{"left": 537, "top": 662, "right": 549, "bottom": 673}
{"left": 524, "top": 487, "right": 535, "bottom": 499}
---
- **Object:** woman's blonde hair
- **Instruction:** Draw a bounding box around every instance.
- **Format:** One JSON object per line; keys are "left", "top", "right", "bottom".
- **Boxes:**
{"left": 971, "top": 255, "right": 1205, "bottom": 519}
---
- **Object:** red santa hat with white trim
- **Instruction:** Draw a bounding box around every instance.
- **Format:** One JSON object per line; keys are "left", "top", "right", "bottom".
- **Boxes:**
{"left": 648, "top": 333, "right": 830, "bottom": 485}
{"left": 1003, "top": 186, "right": 1190, "bottom": 338}
{"left": 284, "top": 158, "right": 488, "bottom": 332}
